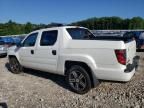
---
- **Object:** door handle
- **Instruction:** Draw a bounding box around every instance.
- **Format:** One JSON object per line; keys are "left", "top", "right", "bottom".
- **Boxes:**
{"left": 31, "top": 50, "right": 34, "bottom": 54}
{"left": 52, "top": 50, "right": 56, "bottom": 55}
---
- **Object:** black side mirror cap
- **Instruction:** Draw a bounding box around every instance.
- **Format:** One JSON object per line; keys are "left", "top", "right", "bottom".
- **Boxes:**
{"left": 16, "top": 42, "right": 22, "bottom": 47}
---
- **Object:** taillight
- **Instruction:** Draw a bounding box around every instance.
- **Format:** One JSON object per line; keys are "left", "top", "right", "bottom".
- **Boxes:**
{"left": 115, "top": 49, "right": 126, "bottom": 65}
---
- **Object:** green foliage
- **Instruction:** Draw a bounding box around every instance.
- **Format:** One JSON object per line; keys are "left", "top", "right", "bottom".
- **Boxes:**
{"left": 129, "top": 17, "right": 143, "bottom": 29}
{"left": 0, "top": 20, "right": 44, "bottom": 36}
{"left": 0, "top": 17, "right": 144, "bottom": 36}
{"left": 24, "top": 22, "right": 33, "bottom": 34}
{"left": 71, "top": 16, "right": 144, "bottom": 30}
{"left": 0, "top": 20, "right": 25, "bottom": 36}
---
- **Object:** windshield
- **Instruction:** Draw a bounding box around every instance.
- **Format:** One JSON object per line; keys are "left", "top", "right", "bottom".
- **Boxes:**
{"left": 66, "top": 28, "right": 95, "bottom": 39}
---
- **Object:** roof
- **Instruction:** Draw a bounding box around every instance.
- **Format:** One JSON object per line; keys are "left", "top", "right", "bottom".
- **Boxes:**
{"left": 33, "top": 26, "right": 86, "bottom": 33}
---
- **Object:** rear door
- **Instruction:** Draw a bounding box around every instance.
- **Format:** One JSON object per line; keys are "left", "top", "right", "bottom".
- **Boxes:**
{"left": 34, "top": 30, "right": 59, "bottom": 73}
{"left": 125, "top": 40, "right": 136, "bottom": 64}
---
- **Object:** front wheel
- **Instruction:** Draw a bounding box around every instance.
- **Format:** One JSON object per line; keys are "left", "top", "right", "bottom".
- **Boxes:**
{"left": 66, "top": 65, "right": 92, "bottom": 94}
{"left": 9, "top": 57, "right": 22, "bottom": 74}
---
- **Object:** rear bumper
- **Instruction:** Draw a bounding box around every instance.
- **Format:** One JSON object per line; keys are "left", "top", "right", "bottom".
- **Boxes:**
{"left": 93, "top": 57, "right": 138, "bottom": 82}
{"left": 94, "top": 68, "right": 135, "bottom": 82}
{"left": 124, "top": 56, "right": 139, "bottom": 73}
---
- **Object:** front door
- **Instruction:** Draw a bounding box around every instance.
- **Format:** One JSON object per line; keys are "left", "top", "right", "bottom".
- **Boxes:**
{"left": 19, "top": 32, "right": 38, "bottom": 69}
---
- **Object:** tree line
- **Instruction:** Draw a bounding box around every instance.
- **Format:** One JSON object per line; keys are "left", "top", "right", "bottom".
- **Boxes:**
{"left": 71, "top": 16, "right": 144, "bottom": 30}
{"left": 0, "top": 17, "right": 144, "bottom": 36}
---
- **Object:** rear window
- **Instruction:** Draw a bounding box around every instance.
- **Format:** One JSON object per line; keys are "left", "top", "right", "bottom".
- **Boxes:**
{"left": 66, "top": 28, "right": 95, "bottom": 39}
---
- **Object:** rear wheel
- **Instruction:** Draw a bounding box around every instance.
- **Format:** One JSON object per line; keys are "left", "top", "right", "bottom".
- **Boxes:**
{"left": 9, "top": 57, "right": 22, "bottom": 74}
{"left": 66, "top": 65, "right": 92, "bottom": 94}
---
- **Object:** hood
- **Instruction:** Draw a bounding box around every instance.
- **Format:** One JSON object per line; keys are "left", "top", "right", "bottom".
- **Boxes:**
{"left": 8, "top": 45, "right": 17, "bottom": 51}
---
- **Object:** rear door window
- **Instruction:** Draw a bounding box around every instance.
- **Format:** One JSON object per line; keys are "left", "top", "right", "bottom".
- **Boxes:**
{"left": 40, "top": 30, "right": 58, "bottom": 46}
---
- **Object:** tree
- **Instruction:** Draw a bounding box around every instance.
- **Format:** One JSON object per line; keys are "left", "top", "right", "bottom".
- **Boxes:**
{"left": 129, "top": 17, "right": 143, "bottom": 29}
{"left": 25, "top": 22, "right": 33, "bottom": 33}
{"left": 70, "top": 17, "right": 144, "bottom": 30}
{"left": 0, "top": 17, "right": 144, "bottom": 36}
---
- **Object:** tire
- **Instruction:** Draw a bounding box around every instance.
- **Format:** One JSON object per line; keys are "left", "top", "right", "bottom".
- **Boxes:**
{"left": 9, "top": 57, "right": 22, "bottom": 74}
{"left": 66, "top": 65, "right": 92, "bottom": 94}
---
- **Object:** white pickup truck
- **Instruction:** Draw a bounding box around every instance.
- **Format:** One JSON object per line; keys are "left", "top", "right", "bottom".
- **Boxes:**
{"left": 8, "top": 26, "right": 137, "bottom": 94}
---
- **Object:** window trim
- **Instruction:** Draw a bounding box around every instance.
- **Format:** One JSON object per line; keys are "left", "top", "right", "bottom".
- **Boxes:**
{"left": 40, "top": 30, "right": 58, "bottom": 46}
{"left": 22, "top": 32, "right": 38, "bottom": 47}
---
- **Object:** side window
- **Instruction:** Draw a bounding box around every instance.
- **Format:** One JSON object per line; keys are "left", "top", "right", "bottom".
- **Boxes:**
{"left": 66, "top": 28, "right": 95, "bottom": 39}
{"left": 40, "top": 30, "right": 58, "bottom": 46}
{"left": 23, "top": 33, "right": 38, "bottom": 47}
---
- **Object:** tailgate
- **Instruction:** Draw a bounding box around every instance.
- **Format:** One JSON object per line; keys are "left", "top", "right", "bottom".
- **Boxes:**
{"left": 125, "top": 40, "right": 136, "bottom": 64}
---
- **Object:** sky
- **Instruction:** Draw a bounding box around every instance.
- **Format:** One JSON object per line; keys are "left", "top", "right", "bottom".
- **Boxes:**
{"left": 0, "top": 0, "right": 143, "bottom": 24}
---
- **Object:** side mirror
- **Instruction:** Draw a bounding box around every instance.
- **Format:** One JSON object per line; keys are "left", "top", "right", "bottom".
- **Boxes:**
{"left": 16, "top": 42, "right": 22, "bottom": 47}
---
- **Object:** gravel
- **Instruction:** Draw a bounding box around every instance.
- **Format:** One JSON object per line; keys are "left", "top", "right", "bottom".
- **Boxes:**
{"left": 0, "top": 52, "right": 144, "bottom": 108}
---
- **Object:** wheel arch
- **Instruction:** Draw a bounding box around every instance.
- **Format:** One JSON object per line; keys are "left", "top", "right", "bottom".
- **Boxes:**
{"left": 8, "top": 55, "right": 17, "bottom": 59}
{"left": 8, "top": 55, "right": 18, "bottom": 60}
{"left": 65, "top": 60, "right": 99, "bottom": 88}
{"left": 8, "top": 55, "right": 21, "bottom": 64}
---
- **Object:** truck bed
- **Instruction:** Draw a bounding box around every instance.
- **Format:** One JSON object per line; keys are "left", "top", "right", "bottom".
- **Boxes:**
{"left": 94, "top": 36, "right": 133, "bottom": 43}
